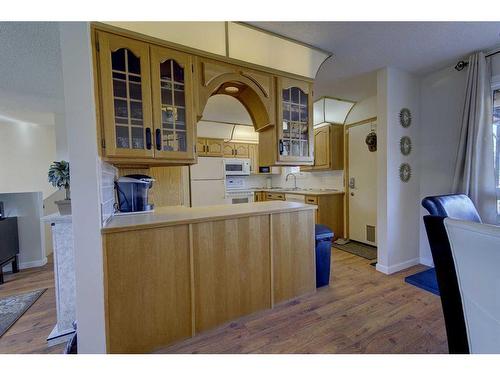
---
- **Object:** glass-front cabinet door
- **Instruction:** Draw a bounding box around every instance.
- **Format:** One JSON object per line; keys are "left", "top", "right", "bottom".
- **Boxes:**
{"left": 97, "top": 32, "right": 154, "bottom": 158}
{"left": 277, "top": 77, "right": 314, "bottom": 164}
{"left": 150, "top": 46, "right": 195, "bottom": 160}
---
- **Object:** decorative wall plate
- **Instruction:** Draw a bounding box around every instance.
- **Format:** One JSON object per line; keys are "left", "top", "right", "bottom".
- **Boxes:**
{"left": 365, "top": 131, "right": 377, "bottom": 152}
{"left": 399, "top": 163, "right": 412, "bottom": 182}
{"left": 400, "top": 136, "right": 412, "bottom": 156}
{"left": 399, "top": 108, "right": 412, "bottom": 128}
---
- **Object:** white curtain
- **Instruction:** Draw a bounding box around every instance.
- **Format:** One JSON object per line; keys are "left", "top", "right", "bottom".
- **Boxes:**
{"left": 452, "top": 52, "right": 497, "bottom": 224}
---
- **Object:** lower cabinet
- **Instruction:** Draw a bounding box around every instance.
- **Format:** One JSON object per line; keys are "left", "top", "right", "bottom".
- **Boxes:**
{"left": 103, "top": 225, "right": 192, "bottom": 354}
{"left": 305, "top": 194, "right": 344, "bottom": 240}
{"left": 102, "top": 209, "right": 315, "bottom": 353}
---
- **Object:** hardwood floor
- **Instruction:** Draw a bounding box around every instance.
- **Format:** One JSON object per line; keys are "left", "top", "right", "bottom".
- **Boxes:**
{"left": 157, "top": 249, "right": 448, "bottom": 354}
{"left": 0, "top": 249, "right": 447, "bottom": 354}
{"left": 0, "top": 256, "right": 65, "bottom": 354}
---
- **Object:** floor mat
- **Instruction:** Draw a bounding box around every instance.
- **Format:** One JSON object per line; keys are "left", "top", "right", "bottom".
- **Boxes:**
{"left": 0, "top": 289, "right": 47, "bottom": 337}
{"left": 405, "top": 268, "right": 440, "bottom": 296}
{"left": 332, "top": 241, "right": 377, "bottom": 260}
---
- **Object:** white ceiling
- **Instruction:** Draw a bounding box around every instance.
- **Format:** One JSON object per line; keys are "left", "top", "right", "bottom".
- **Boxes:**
{"left": 250, "top": 22, "right": 500, "bottom": 100}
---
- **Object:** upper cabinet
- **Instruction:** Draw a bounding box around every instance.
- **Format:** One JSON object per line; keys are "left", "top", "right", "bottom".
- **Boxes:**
{"left": 93, "top": 26, "right": 316, "bottom": 168}
{"left": 150, "top": 46, "right": 195, "bottom": 161}
{"left": 98, "top": 32, "right": 154, "bottom": 159}
{"left": 277, "top": 78, "right": 314, "bottom": 164}
{"left": 302, "top": 124, "right": 344, "bottom": 171}
{"left": 95, "top": 31, "right": 196, "bottom": 165}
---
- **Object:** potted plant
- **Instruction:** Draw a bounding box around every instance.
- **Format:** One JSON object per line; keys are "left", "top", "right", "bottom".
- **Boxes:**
{"left": 48, "top": 160, "right": 71, "bottom": 215}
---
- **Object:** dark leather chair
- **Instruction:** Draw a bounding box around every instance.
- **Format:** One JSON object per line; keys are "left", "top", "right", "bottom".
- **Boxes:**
{"left": 421, "top": 194, "right": 481, "bottom": 354}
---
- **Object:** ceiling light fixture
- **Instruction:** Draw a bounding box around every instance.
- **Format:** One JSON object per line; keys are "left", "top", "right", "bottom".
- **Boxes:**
{"left": 224, "top": 86, "right": 239, "bottom": 94}
{"left": 313, "top": 97, "right": 356, "bottom": 128}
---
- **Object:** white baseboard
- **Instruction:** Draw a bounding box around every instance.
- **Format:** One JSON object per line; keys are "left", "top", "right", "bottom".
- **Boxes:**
{"left": 1, "top": 257, "right": 47, "bottom": 272}
{"left": 376, "top": 257, "right": 420, "bottom": 275}
{"left": 419, "top": 256, "right": 434, "bottom": 267}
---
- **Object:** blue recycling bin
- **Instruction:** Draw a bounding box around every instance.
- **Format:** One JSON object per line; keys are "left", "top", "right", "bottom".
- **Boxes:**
{"left": 315, "top": 224, "right": 334, "bottom": 288}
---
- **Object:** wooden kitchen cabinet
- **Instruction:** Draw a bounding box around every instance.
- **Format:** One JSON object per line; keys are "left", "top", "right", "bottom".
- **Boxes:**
{"left": 258, "top": 77, "right": 315, "bottom": 167}
{"left": 266, "top": 192, "right": 285, "bottom": 201}
{"left": 223, "top": 142, "right": 235, "bottom": 157}
{"left": 248, "top": 143, "right": 259, "bottom": 173}
{"left": 305, "top": 194, "right": 344, "bottom": 239}
{"left": 197, "top": 137, "right": 224, "bottom": 156}
{"left": 97, "top": 32, "right": 154, "bottom": 159}
{"left": 276, "top": 77, "right": 314, "bottom": 164}
{"left": 103, "top": 225, "right": 192, "bottom": 353}
{"left": 254, "top": 191, "right": 266, "bottom": 202}
{"left": 223, "top": 142, "right": 250, "bottom": 158}
{"left": 302, "top": 124, "right": 344, "bottom": 171}
{"left": 95, "top": 31, "right": 196, "bottom": 165}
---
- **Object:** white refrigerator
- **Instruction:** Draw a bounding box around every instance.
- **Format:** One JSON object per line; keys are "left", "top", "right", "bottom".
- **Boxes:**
{"left": 190, "top": 157, "right": 227, "bottom": 207}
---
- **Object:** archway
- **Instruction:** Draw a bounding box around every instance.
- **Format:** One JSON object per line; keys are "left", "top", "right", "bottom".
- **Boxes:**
{"left": 196, "top": 72, "right": 274, "bottom": 132}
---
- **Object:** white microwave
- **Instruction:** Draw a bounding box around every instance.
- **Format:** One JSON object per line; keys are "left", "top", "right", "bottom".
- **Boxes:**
{"left": 223, "top": 158, "right": 250, "bottom": 176}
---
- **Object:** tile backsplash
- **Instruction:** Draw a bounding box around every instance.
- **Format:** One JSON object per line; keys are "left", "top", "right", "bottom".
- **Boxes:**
{"left": 99, "top": 159, "right": 117, "bottom": 225}
{"left": 272, "top": 167, "right": 344, "bottom": 191}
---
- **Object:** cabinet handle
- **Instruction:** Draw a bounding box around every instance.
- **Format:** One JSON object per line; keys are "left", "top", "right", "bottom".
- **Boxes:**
{"left": 155, "top": 129, "right": 161, "bottom": 151}
{"left": 145, "top": 128, "right": 152, "bottom": 150}
{"left": 235, "top": 149, "right": 238, "bottom": 156}
{"left": 205, "top": 145, "right": 208, "bottom": 153}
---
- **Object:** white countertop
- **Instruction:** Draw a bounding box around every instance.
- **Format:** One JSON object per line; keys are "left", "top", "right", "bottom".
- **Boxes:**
{"left": 253, "top": 188, "right": 344, "bottom": 196}
{"left": 102, "top": 201, "right": 316, "bottom": 234}
{"left": 41, "top": 213, "right": 72, "bottom": 223}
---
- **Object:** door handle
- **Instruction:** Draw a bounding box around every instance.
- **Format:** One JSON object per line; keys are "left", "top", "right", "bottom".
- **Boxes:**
{"left": 145, "top": 128, "right": 152, "bottom": 150}
{"left": 155, "top": 129, "right": 161, "bottom": 151}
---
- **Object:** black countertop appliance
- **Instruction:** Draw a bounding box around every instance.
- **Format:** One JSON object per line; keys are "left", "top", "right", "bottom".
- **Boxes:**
{"left": 115, "top": 174, "right": 155, "bottom": 213}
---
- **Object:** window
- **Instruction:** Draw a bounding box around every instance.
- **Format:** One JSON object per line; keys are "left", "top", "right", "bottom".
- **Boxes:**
{"left": 493, "top": 88, "right": 500, "bottom": 213}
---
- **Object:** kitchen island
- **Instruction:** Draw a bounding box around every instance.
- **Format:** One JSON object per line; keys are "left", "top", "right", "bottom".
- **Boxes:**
{"left": 102, "top": 201, "right": 317, "bottom": 353}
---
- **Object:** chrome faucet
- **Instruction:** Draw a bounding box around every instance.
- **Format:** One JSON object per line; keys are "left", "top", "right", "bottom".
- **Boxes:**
{"left": 285, "top": 173, "right": 298, "bottom": 190}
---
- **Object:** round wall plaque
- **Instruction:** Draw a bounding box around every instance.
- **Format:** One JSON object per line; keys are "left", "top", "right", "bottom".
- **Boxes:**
{"left": 399, "top": 163, "right": 412, "bottom": 182}
{"left": 399, "top": 108, "right": 412, "bottom": 128}
{"left": 400, "top": 136, "right": 412, "bottom": 156}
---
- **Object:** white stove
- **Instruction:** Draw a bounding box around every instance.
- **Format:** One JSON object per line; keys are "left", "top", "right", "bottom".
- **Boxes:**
{"left": 225, "top": 177, "right": 254, "bottom": 204}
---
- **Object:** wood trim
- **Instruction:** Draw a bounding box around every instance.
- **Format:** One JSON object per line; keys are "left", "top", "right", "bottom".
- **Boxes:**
{"left": 269, "top": 214, "right": 274, "bottom": 308}
{"left": 346, "top": 116, "right": 377, "bottom": 129}
{"left": 189, "top": 223, "right": 196, "bottom": 337}
{"left": 344, "top": 129, "right": 350, "bottom": 239}
{"left": 91, "top": 22, "right": 315, "bottom": 83}
{"left": 91, "top": 30, "right": 105, "bottom": 157}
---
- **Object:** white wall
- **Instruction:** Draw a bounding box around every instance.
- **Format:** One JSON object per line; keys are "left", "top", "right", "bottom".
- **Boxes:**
{"left": 0, "top": 22, "right": 68, "bottom": 197}
{"left": 377, "top": 67, "right": 421, "bottom": 274}
{"left": 59, "top": 22, "right": 106, "bottom": 354}
{"left": 0, "top": 121, "right": 56, "bottom": 198}
{"left": 0, "top": 192, "right": 46, "bottom": 270}
{"left": 418, "top": 64, "right": 467, "bottom": 266}
{"left": 345, "top": 96, "right": 377, "bottom": 124}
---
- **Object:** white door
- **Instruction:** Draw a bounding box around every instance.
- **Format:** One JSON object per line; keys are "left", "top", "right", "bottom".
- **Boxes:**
{"left": 348, "top": 123, "right": 377, "bottom": 245}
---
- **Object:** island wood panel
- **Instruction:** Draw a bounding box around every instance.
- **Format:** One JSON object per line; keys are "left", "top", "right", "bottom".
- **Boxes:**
{"left": 104, "top": 225, "right": 192, "bottom": 353}
{"left": 271, "top": 210, "right": 316, "bottom": 304}
{"left": 191, "top": 215, "right": 271, "bottom": 333}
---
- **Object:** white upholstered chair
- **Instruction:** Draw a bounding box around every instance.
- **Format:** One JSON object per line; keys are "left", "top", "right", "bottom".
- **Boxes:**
{"left": 444, "top": 218, "right": 500, "bottom": 354}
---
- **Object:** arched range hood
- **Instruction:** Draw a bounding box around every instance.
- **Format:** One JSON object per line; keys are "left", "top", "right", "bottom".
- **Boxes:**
{"left": 197, "top": 95, "right": 259, "bottom": 143}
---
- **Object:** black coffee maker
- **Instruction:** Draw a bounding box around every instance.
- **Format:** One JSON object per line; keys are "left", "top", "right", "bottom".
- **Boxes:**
{"left": 115, "top": 174, "right": 154, "bottom": 213}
